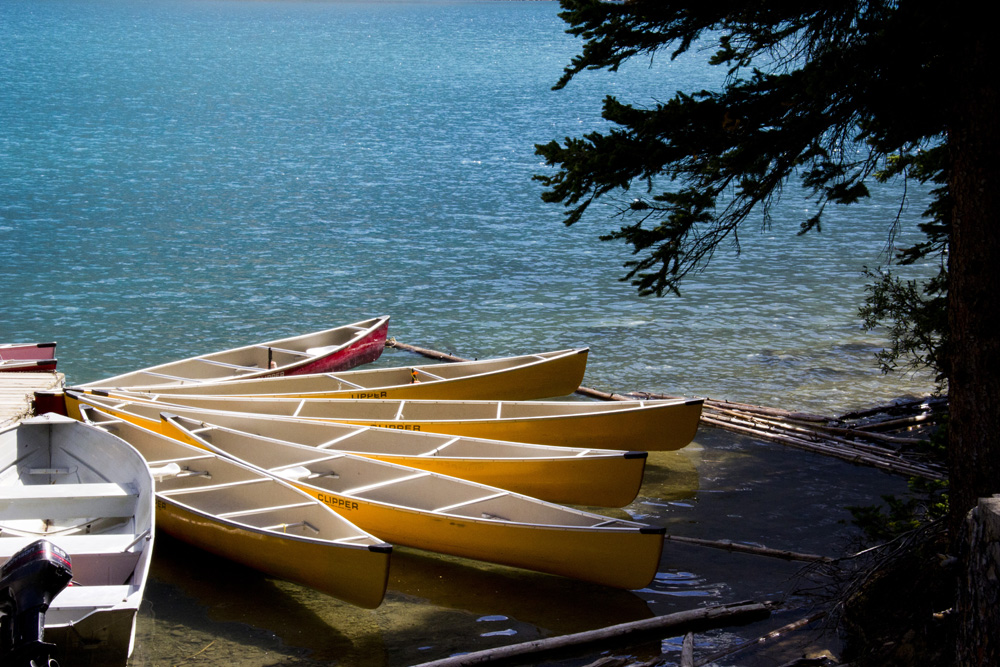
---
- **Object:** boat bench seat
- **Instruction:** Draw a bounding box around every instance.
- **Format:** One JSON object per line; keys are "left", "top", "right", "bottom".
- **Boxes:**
{"left": 0, "top": 483, "right": 137, "bottom": 521}
{"left": 50, "top": 585, "right": 135, "bottom": 609}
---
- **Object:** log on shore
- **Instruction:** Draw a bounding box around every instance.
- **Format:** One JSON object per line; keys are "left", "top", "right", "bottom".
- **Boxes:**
{"left": 701, "top": 413, "right": 946, "bottom": 481}
{"left": 692, "top": 610, "right": 827, "bottom": 667}
{"left": 409, "top": 602, "right": 772, "bottom": 667}
{"left": 664, "top": 534, "right": 833, "bottom": 563}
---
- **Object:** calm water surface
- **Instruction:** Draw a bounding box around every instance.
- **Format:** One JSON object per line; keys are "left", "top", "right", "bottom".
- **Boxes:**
{"left": 1, "top": 1, "right": 932, "bottom": 664}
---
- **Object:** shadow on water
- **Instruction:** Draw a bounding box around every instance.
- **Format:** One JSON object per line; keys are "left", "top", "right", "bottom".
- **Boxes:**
{"left": 133, "top": 534, "right": 377, "bottom": 665}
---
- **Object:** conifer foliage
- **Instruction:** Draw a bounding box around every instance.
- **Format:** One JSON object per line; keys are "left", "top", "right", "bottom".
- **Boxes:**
{"left": 536, "top": 0, "right": 947, "bottom": 297}
{"left": 538, "top": 2, "right": 1000, "bottom": 662}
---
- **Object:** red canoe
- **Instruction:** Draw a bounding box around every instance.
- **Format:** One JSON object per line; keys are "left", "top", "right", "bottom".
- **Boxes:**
{"left": 83, "top": 316, "right": 389, "bottom": 389}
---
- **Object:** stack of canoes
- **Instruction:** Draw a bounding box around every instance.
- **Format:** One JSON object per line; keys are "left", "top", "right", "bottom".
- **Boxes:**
{"left": 31, "top": 317, "right": 705, "bottom": 618}
{"left": 0, "top": 341, "right": 58, "bottom": 373}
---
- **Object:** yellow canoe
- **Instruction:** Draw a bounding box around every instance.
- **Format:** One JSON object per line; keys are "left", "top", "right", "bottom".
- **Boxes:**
{"left": 107, "top": 348, "right": 589, "bottom": 401}
{"left": 89, "top": 391, "right": 703, "bottom": 451}
{"left": 63, "top": 390, "right": 647, "bottom": 507}
{"left": 162, "top": 414, "right": 665, "bottom": 590}
{"left": 76, "top": 408, "right": 392, "bottom": 609}
{"left": 82, "top": 316, "right": 390, "bottom": 389}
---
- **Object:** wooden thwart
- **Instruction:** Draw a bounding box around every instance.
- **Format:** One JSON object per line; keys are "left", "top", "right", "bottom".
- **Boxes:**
{"left": 664, "top": 534, "right": 833, "bottom": 563}
{"left": 0, "top": 482, "right": 136, "bottom": 520}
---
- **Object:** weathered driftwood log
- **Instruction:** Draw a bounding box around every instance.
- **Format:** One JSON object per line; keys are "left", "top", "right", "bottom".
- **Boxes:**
{"left": 409, "top": 602, "right": 772, "bottom": 667}
{"left": 837, "top": 396, "right": 945, "bottom": 421}
{"left": 700, "top": 414, "right": 945, "bottom": 481}
{"left": 704, "top": 411, "right": 945, "bottom": 477}
{"left": 681, "top": 632, "right": 695, "bottom": 667}
{"left": 793, "top": 419, "right": 927, "bottom": 446}
{"left": 663, "top": 534, "right": 833, "bottom": 563}
{"left": 385, "top": 339, "right": 470, "bottom": 363}
{"left": 850, "top": 413, "right": 933, "bottom": 432}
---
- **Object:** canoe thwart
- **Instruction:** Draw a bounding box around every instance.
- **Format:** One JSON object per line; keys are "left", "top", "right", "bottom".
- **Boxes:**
{"left": 261, "top": 520, "right": 321, "bottom": 535}
{"left": 0, "top": 482, "right": 137, "bottom": 520}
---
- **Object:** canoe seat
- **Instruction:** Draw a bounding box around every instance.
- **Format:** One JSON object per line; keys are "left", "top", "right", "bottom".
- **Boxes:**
{"left": 50, "top": 585, "right": 135, "bottom": 609}
{"left": 0, "top": 483, "right": 137, "bottom": 521}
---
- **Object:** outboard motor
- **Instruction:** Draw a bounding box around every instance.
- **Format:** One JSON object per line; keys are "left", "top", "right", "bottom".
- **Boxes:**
{"left": 0, "top": 540, "right": 73, "bottom": 667}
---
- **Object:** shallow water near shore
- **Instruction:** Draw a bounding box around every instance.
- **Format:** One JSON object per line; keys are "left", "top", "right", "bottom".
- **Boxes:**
{"left": 2, "top": 0, "right": 934, "bottom": 664}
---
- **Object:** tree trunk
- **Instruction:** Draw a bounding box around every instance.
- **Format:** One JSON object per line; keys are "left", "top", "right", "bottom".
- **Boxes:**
{"left": 946, "top": 25, "right": 1000, "bottom": 540}
{"left": 948, "top": 18, "right": 1000, "bottom": 667}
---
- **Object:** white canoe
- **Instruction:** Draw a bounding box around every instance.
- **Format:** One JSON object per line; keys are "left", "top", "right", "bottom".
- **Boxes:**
{"left": 63, "top": 390, "right": 648, "bottom": 507}
{"left": 109, "top": 348, "right": 590, "bottom": 401}
{"left": 91, "top": 391, "right": 703, "bottom": 451}
{"left": 82, "top": 316, "right": 390, "bottom": 389}
{"left": 0, "top": 414, "right": 154, "bottom": 666}
{"left": 162, "top": 414, "right": 666, "bottom": 590}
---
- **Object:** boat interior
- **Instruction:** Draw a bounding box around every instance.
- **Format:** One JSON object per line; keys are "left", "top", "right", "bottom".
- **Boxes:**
{"left": 168, "top": 417, "right": 642, "bottom": 531}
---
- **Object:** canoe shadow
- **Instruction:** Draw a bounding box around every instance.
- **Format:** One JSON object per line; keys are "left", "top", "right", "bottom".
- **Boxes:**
{"left": 132, "top": 533, "right": 375, "bottom": 663}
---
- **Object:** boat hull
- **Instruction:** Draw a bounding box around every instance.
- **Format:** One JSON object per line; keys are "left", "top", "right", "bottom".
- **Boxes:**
{"left": 283, "top": 319, "right": 388, "bottom": 376}
{"left": 152, "top": 499, "right": 390, "bottom": 609}
{"left": 298, "top": 488, "right": 664, "bottom": 590}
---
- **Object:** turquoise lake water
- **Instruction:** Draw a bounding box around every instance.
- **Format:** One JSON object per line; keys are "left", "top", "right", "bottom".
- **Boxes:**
{"left": 1, "top": 0, "right": 936, "bottom": 413}
{"left": 2, "top": 1, "right": 934, "bottom": 664}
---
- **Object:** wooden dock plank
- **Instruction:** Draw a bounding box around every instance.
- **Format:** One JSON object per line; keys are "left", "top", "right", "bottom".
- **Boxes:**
{"left": 0, "top": 372, "right": 64, "bottom": 429}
